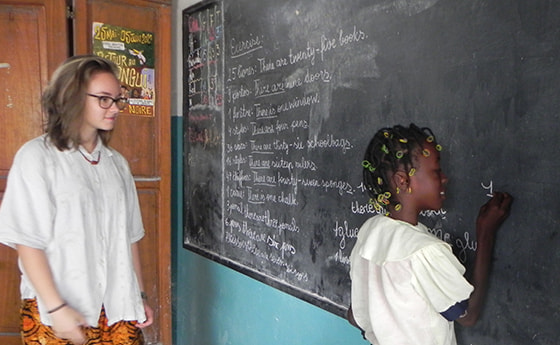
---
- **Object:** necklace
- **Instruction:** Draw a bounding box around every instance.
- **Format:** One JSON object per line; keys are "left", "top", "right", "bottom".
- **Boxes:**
{"left": 79, "top": 149, "right": 101, "bottom": 165}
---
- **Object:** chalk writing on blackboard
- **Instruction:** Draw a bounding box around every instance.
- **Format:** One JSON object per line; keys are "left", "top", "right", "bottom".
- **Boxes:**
{"left": 481, "top": 180, "right": 494, "bottom": 197}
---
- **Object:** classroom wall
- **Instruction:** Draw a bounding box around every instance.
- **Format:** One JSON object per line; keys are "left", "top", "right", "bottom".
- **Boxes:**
{"left": 171, "top": 1, "right": 366, "bottom": 344}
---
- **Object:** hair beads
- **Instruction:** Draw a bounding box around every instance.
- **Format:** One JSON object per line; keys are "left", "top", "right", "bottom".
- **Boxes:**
{"left": 362, "top": 160, "right": 376, "bottom": 172}
{"left": 362, "top": 124, "right": 441, "bottom": 214}
{"left": 377, "top": 192, "right": 392, "bottom": 205}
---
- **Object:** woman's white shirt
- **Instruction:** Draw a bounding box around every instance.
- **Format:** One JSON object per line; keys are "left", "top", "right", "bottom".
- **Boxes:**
{"left": 0, "top": 135, "right": 146, "bottom": 326}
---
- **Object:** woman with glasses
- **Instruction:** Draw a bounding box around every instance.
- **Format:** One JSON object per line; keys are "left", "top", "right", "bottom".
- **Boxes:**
{"left": 0, "top": 55, "right": 153, "bottom": 344}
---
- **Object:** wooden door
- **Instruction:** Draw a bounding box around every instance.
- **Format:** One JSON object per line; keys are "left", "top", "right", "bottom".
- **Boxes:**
{"left": 72, "top": 1, "right": 172, "bottom": 344}
{"left": 0, "top": 1, "right": 68, "bottom": 344}
{"left": 0, "top": 1, "right": 171, "bottom": 344}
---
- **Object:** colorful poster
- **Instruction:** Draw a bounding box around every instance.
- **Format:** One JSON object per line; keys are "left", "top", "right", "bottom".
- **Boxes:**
{"left": 92, "top": 22, "right": 155, "bottom": 117}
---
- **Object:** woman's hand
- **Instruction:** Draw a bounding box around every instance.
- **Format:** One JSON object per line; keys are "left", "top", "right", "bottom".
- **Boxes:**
{"left": 49, "top": 305, "right": 87, "bottom": 345}
{"left": 136, "top": 301, "right": 154, "bottom": 329}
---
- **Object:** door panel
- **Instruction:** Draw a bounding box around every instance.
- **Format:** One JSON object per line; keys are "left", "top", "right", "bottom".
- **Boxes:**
{"left": 0, "top": 3, "right": 51, "bottom": 175}
{"left": 0, "top": 2, "right": 68, "bottom": 344}
{"left": 74, "top": 0, "right": 169, "bottom": 177}
{"left": 137, "top": 187, "right": 161, "bottom": 343}
{"left": 73, "top": 1, "right": 172, "bottom": 344}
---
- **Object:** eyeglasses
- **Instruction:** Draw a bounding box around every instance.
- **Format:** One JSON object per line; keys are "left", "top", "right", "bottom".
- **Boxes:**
{"left": 87, "top": 93, "right": 128, "bottom": 110}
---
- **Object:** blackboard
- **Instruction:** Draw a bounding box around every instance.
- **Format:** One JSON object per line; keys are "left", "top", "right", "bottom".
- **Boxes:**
{"left": 183, "top": 0, "right": 560, "bottom": 343}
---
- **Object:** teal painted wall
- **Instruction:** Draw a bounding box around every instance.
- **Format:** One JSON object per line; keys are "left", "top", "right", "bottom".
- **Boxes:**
{"left": 171, "top": 116, "right": 367, "bottom": 345}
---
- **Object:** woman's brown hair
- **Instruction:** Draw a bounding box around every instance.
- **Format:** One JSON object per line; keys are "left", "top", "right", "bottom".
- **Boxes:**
{"left": 42, "top": 55, "right": 120, "bottom": 150}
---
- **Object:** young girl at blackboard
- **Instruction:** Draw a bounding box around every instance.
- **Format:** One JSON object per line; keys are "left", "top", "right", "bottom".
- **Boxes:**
{"left": 347, "top": 124, "right": 512, "bottom": 345}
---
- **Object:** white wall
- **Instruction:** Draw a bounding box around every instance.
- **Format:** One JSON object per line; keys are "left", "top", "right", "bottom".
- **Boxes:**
{"left": 172, "top": 0, "right": 200, "bottom": 116}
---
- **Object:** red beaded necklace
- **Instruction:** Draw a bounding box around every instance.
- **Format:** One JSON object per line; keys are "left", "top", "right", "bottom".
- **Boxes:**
{"left": 79, "top": 149, "right": 101, "bottom": 165}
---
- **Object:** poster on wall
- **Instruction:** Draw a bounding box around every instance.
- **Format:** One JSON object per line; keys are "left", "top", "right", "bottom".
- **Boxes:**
{"left": 92, "top": 22, "right": 156, "bottom": 117}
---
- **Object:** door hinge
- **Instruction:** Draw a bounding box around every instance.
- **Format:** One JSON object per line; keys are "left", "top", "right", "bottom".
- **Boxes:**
{"left": 66, "top": 6, "right": 75, "bottom": 19}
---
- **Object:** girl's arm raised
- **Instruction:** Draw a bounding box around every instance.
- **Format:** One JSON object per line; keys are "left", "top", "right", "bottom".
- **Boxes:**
{"left": 456, "top": 192, "right": 513, "bottom": 327}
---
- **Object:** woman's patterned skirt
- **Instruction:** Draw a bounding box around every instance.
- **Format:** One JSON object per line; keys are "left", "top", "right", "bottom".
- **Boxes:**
{"left": 20, "top": 298, "right": 145, "bottom": 345}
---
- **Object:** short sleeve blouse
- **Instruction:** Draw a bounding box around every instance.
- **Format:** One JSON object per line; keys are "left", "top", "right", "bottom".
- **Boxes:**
{"left": 0, "top": 135, "right": 146, "bottom": 326}
{"left": 349, "top": 215, "right": 474, "bottom": 345}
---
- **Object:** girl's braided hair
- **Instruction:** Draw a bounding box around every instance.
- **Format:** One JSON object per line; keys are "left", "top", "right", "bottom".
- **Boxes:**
{"left": 362, "top": 123, "right": 440, "bottom": 211}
